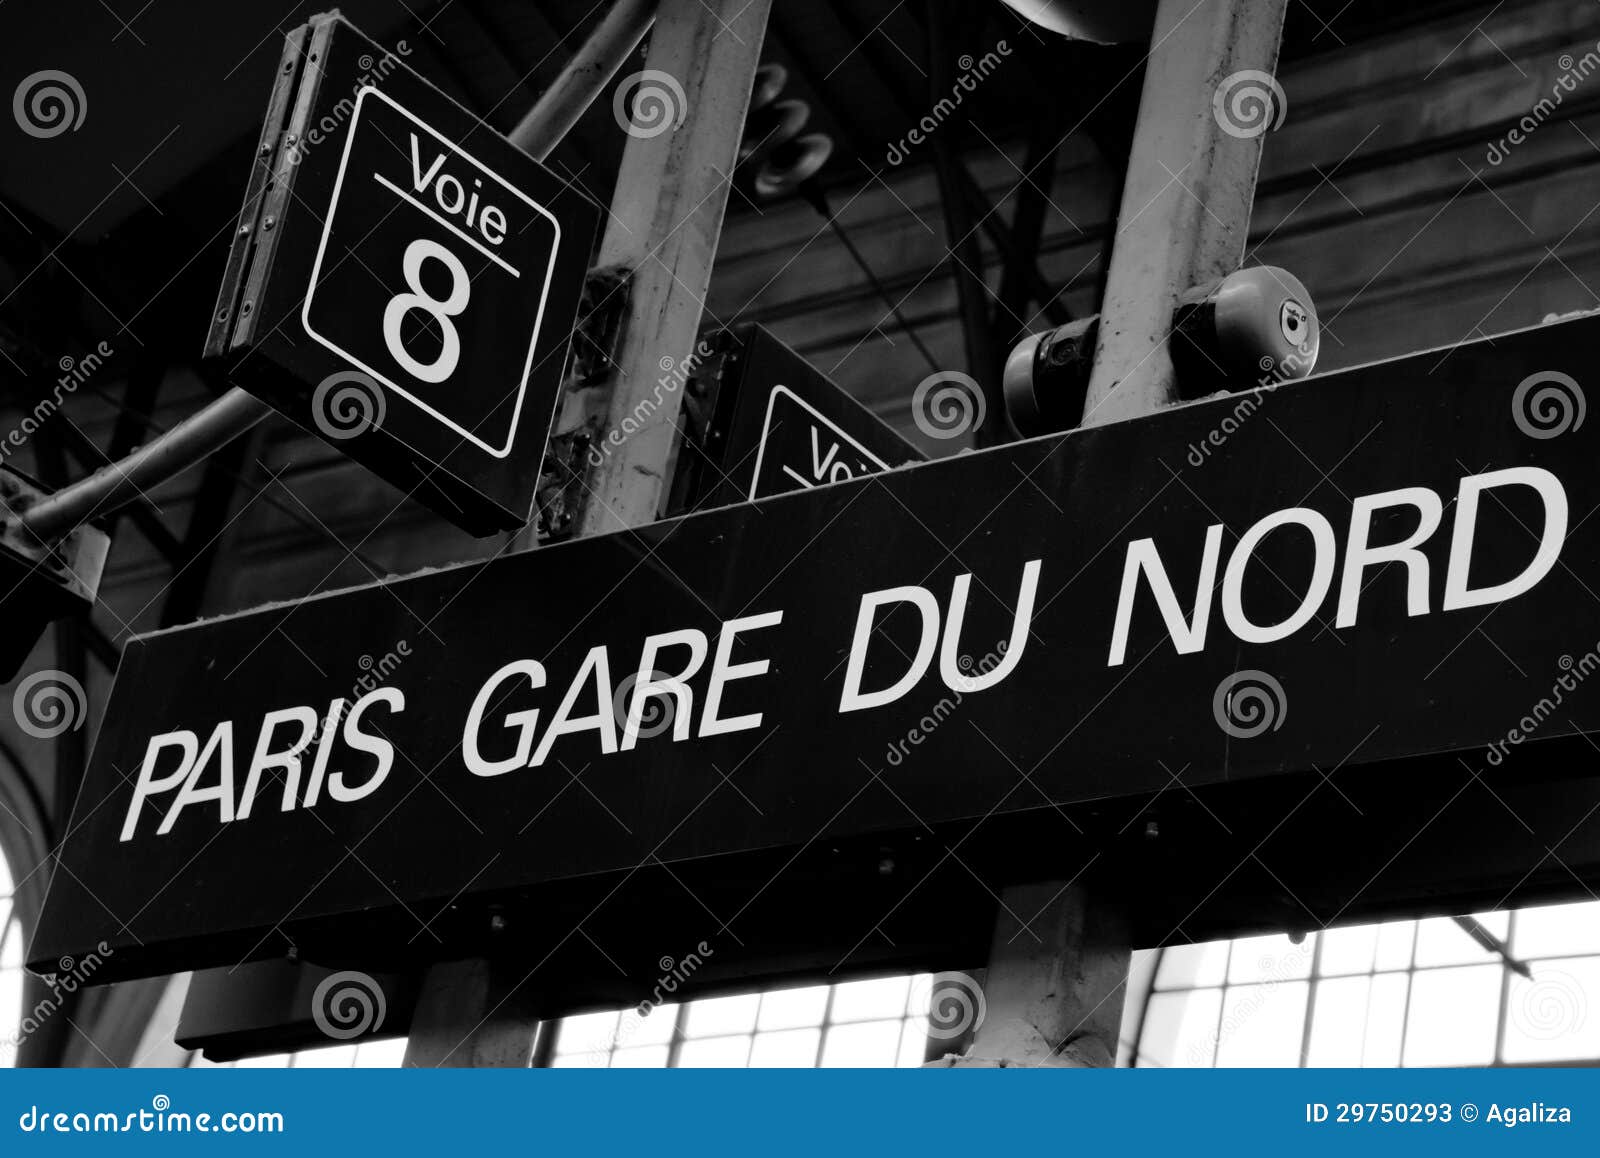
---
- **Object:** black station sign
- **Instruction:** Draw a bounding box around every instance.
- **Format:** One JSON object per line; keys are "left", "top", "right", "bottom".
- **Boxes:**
{"left": 33, "top": 314, "right": 1600, "bottom": 978}
{"left": 206, "top": 14, "right": 598, "bottom": 533}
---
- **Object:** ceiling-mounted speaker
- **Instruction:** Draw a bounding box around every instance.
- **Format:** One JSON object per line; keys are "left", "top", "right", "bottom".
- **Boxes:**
{"left": 740, "top": 99, "right": 812, "bottom": 169}
{"left": 754, "top": 134, "right": 835, "bottom": 201}
{"left": 994, "top": 0, "right": 1159, "bottom": 43}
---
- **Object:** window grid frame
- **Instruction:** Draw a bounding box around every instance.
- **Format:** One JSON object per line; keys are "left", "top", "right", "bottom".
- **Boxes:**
{"left": 1141, "top": 909, "right": 1600, "bottom": 1068}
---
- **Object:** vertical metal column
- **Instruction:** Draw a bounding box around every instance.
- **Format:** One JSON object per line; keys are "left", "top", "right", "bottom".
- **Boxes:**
{"left": 958, "top": 0, "right": 1288, "bottom": 1067}
{"left": 1083, "top": 0, "right": 1287, "bottom": 427}
{"left": 570, "top": 0, "right": 773, "bottom": 535}
{"left": 404, "top": 0, "right": 772, "bottom": 1066}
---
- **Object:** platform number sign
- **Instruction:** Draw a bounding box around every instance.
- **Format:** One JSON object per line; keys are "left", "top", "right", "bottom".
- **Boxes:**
{"left": 303, "top": 86, "right": 560, "bottom": 458}
{"left": 208, "top": 14, "right": 598, "bottom": 534}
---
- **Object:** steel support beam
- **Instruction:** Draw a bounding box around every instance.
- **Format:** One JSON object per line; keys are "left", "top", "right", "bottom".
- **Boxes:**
{"left": 1082, "top": 0, "right": 1287, "bottom": 426}
{"left": 957, "top": 0, "right": 1288, "bottom": 1068}
{"left": 569, "top": 0, "right": 772, "bottom": 535}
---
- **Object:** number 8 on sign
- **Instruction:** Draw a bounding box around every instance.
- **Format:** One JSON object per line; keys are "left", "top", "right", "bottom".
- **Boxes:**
{"left": 383, "top": 239, "right": 469, "bottom": 384}
{"left": 301, "top": 85, "right": 562, "bottom": 459}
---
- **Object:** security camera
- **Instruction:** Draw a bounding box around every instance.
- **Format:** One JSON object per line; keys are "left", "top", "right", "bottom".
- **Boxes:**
{"left": 1002, "top": 266, "right": 1319, "bottom": 435}
{"left": 1170, "top": 265, "right": 1319, "bottom": 399}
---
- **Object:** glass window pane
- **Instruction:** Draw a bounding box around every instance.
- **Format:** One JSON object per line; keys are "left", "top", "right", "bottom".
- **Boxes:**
{"left": 1402, "top": 964, "right": 1501, "bottom": 1066}
{"left": 0, "top": 932, "right": 19, "bottom": 971}
{"left": 819, "top": 1019, "right": 902, "bottom": 1066}
{"left": 1512, "top": 901, "right": 1600, "bottom": 959}
{"left": 1138, "top": 988, "right": 1222, "bottom": 1067}
{"left": 353, "top": 1038, "right": 407, "bottom": 1068}
{"left": 1227, "top": 934, "right": 1312, "bottom": 984}
{"left": 234, "top": 1052, "right": 293, "bottom": 1068}
{"left": 757, "top": 985, "right": 828, "bottom": 1031}
{"left": 1413, "top": 912, "right": 1508, "bottom": 968}
{"left": 292, "top": 1043, "right": 357, "bottom": 1067}
{"left": 1306, "top": 976, "right": 1371, "bottom": 1066}
{"left": 684, "top": 993, "right": 758, "bottom": 1038}
{"left": 1153, "top": 942, "right": 1228, "bottom": 989}
{"left": 615, "top": 1003, "right": 677, "bottom": 1048}
{"left": 1362, "top": 973, "right": 1409, "bottom": 1066}
{"left": 550, "top": 1050, "right": 608, "bottom": 1068}
{"left": 748, "top": 1028, "right": 820, "bottom": 1067}
{"left": 1318, "top": 924, "right": 1379, "bottom": 976}
{"left": 676, "top": 1035, "right": 751, "bottom": 1067}
{"left": 829, "top": 976, "right": 910, "bottom": 1023}
{"left": 1374, "top": 921, "right": 1416, "bottom": 971}
{"left": 556, "top": 1010, "right": 620, "bottom": 1055}
{"left": 609, "top": 1044, "right": 670, "bottom": 1068}
{"left": 897, "top": 1017, "right": 929, "bottom": 1067}
{"left": 1502, "top": 957, "right": 1600, "bottom": 1063}
{"left": 1215, "top": 981, "right": 1309, "bottom": 1068}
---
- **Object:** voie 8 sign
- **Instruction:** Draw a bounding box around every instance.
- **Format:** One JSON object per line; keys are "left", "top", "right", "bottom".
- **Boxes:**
{"left": 207, "top": 14, "right": 599, "bottom": 533}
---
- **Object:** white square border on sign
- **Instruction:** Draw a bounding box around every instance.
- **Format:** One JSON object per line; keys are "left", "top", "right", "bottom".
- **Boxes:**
{"left": 301, "top": 85, "right": 563, "bottom": 459}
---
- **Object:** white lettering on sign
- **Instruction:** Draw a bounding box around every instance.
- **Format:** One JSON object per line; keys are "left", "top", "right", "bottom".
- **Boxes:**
{"left": 114, "top": 466, "right": 1570, "bottom": 843}
{"left": 1107, "top": 466, "right": 1568, "bottom": 666}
